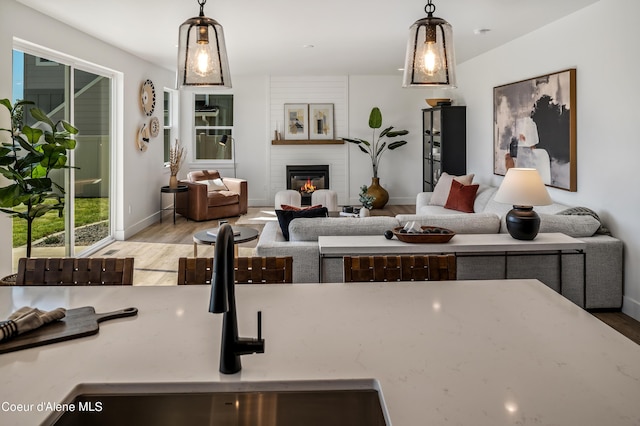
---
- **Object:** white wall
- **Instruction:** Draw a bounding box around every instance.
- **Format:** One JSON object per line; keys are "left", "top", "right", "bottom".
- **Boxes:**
{"left": 347, "top": 75, "right": 447, "bottom": 205}
{"left": 0, "top": 1, "right": 174, "bottom": 276}
{"left": 456, "top": 0, "right": 640, "bottom": 320}
{"left": 178, "top": 76, "right": 271, "bottom": 206}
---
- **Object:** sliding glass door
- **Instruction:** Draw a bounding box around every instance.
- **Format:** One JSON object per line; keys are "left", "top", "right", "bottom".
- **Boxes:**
{"left": 12, "top": 50, "right": 112, "bottom": 262}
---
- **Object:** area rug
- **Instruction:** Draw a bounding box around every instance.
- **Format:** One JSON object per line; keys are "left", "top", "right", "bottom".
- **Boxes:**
{"left": 235, "top": 207, "right": 278, "bottom": 225}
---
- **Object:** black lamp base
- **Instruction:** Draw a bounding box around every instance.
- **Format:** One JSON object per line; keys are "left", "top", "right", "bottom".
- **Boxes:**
{"left": 505, "top": 206, "right": 540, "bottom": 240}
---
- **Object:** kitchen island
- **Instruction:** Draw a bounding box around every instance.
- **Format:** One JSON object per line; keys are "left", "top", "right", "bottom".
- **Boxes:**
{"left": 1, "top": 280, "right": 639, "bottom": 425}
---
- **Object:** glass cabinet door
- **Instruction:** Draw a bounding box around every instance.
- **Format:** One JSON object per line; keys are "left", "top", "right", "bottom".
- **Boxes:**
{"left": 431, "top": 109, "right": 442, "bottom": 186}
{"left": 423, "top": 110, "right": 434, "bottom": 191}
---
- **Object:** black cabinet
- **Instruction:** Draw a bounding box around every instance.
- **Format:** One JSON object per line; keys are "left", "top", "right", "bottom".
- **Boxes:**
{"left": 422, "top": 106, "right": 466, "bottom": 191}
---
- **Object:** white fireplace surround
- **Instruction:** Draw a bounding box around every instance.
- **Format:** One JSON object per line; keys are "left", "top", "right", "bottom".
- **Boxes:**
{"left": 269, "top": 76, "right": 349, "bottom": 206}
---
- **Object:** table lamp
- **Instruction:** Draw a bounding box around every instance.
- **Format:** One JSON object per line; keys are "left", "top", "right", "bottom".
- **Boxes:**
{"left": 494, "top": 168, "right": 552, "bottom": 240}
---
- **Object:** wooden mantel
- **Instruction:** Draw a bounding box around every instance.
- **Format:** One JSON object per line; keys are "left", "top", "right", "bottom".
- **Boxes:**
{"left": 271, "top": 139, "right": 344, "bottom": 145}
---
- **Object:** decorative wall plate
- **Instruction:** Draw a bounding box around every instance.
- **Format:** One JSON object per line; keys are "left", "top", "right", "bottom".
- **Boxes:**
{"left": 149, "top": 117, "right": 160, "bottom": 137}
{"left": 137, "top": 123, "right": 150, "bottom": 152}
{"left": 140, "top": 79, "right": 156, "bottom": 116}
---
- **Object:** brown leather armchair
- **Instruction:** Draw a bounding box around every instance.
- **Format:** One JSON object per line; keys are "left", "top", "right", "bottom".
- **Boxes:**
{"left": 176, "top": 170, "right": 248, "bottom": 221}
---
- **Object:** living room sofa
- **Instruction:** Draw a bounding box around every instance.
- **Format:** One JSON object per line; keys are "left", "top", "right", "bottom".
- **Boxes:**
{"left": 256, "top": 183, "right": 623, "bottom": 309}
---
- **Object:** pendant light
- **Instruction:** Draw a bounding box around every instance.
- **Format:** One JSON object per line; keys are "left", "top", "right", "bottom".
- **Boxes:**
{"left": 402, "top": 0, "right": 456, "bottom": 88}
{"left": 177, "top": 0, "right": 231, "bottom": 88}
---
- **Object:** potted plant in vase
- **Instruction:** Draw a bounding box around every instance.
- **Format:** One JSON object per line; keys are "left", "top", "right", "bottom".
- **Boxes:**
{"left": 168, "top": 139, "right": 185, "bottom": 188}
{"left": 342, "top": 107, "right": 408, "bottom": 209}
{"left": 0, "top": 99, "right": 78, "bottom": 259}
{"left": 358, "top": 185, "right": 375, "bottom": 217}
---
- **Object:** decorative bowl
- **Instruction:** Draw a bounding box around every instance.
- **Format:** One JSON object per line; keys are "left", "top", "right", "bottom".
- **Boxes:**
{"left": 391, "top": 226, "right": 456, "bottom": 243}
{"left": 426, "top": 98, "right": 451, "bottom": 107}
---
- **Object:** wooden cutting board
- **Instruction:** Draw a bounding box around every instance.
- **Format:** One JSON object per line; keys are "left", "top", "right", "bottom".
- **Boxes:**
{"left": 0, "top": 306, "right": 138, "bottom": 354}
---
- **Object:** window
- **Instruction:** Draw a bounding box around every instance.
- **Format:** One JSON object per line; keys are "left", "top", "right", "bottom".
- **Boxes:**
{"left": 163, "top": 89, "right": 178, "bottom": 163}
{"left": 194, "top": 94, "right": 233, "bottom": 160}
{"left": 12, "top": 45, "right": 115, "bottom": 261}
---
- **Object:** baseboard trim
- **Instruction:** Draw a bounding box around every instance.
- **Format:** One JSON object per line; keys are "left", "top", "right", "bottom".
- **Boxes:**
{"left": 119, "top": 213, "right": 158, "bottom": 241}
{"left": 622, "top": 295, "right": 640, "bottom": 322}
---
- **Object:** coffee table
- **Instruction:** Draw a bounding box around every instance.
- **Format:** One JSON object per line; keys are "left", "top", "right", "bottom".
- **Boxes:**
{"left": 319, "top": 232, "right": 586, "bottom": 304}
{"left": 193, "top": 225, "right": 259, "bottom": 257}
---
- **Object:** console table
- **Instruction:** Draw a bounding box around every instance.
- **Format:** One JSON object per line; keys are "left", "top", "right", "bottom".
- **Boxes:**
{"left": 319, "top": 233, "right": 586, "bottom": 305}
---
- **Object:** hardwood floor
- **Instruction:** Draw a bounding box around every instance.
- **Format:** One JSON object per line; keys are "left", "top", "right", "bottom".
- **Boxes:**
{"left": 93, "top": 205, "right": 640, "bottom": 345}
{"left": 592, "top": 311, "right": 640, "bottom": 345}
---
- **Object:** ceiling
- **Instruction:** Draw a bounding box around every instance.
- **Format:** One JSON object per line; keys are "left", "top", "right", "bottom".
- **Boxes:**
{"left": 17, "top": 0, "right": 599, "bottom": 76}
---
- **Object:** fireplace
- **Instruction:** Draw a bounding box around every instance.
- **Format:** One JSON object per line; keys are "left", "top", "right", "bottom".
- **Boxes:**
{"left": 286, "top": 165, "right": 330, "bottom": 206}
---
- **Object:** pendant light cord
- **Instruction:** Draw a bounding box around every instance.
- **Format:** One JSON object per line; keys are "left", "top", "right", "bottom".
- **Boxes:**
{"left": 198, "top": 0, "right": 207, "bottom": 17}
{"left": 424, "top": 0, "right": 435, "bottom": 16}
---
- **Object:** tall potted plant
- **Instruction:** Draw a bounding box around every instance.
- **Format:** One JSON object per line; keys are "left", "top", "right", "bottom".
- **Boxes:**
{"left": 0, "top": 99, "right": 78, "bottom": 258}
{"left": 342, "top": 107, "right": 408, "bottom": 209}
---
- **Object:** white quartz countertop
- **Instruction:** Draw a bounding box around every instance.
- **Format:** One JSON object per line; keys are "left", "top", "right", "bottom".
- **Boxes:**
{"left": 1, "top": 280, "right": 639, "bottom": 425}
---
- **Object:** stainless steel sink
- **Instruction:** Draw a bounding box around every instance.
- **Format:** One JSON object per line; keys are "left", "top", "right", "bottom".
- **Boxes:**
{"left": 42, "top": 379, "right": 389, "bottom": 426}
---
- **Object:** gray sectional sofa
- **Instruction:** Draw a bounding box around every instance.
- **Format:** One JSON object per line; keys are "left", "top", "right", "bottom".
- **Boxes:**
{"left": 256, "top": 184, "right": 623, "bottom": 309}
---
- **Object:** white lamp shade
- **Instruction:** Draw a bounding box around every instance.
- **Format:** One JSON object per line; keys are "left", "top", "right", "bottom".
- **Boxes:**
{"left": 177, "top": 15, "right": 231, "bottom": 88}
{"left": 402, "top": 15, "right": 457, "bottom": 87}
{"left": 494, "top": 168, "right": 552, "bottom": 206}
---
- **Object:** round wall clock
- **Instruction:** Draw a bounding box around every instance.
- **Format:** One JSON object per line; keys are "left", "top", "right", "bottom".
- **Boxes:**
{"left": 149, "top": 117, "right": 160, "bottom": 137}
{"left": 137, "top": 123, "right": 150, "bottom": 152}
{"left": 140, "top": 79, "right": 156, "bottom": 116}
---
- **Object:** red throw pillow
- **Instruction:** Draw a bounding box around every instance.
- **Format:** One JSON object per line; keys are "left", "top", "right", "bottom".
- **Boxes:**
{"left": 280, "top": 204, "right": 322, "bottom": 211}
{"left": 444, "top": 179, "right": 479, "bottom": 213}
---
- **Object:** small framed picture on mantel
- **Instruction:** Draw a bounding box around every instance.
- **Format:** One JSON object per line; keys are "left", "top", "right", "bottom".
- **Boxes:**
{"left": 284, "top": 104, "right": 309, "bottom": 140}
{"left": 309, "top": 103, "right": 334, "bottom": 140}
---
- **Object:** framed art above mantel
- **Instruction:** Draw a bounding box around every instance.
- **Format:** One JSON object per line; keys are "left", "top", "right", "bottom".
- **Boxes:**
{"left": 284, "top": 104, "right": 309, "bottom": 140}
{"left": 493, "top": 68, "right": 577, "bottom": 191}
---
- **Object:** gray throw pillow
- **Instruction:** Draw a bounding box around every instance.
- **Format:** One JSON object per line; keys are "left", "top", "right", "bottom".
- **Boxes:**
{"left": 556, "top": 207, "right": 612, "bottom": 236}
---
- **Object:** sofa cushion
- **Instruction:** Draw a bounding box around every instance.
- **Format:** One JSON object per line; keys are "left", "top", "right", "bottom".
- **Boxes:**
{"left": 207, "top": 191, "right": 239, "bottom": 207}
{"left": 275, "top": 207, "right": 329, "bottom": 241}
{"left": 444, "top": 180, "right": 479, "bottom": 213}
{"left": 538, "top": 214, "right": 600, "bottom": 237}
{"left": 473, "top": 185, "right": 497, "bottom": 213}
{"left": 429, "top": 172, "right": 474, "bottom": 206}
{"left": 289, "top": 217, "right": 401, "bottom": 242}
{"left": 395, "top": 213, "right": 501, "bottom": 234}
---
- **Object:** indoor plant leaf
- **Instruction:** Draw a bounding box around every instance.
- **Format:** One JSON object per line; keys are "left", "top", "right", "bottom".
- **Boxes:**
{"left": 388, "top": 141, "right": 408, "bottom": 150}
{"left": 29, "top": 107, "right": 55, "bottom": 129}
{"left": 19, "top": 126, "right": 44, "bottom": 146}
{"left": 60, "top": 120, "right": 79, "bottom": 134}
{"left": 386, "top": 130, "right": 409, "bottom": 137}
{"left": 379, "top": 126, "right": 394, "bottom": 138}
{"left": 368, "top": 107, "right": 382, "bottom": 129}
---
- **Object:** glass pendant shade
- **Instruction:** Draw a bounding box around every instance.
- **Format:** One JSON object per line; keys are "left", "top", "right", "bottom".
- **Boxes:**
{"left": 177, "top": 6, "right": 231, "bottom": 88}
{"left": 403, "top": 14, "right": 456, "bottom": 87}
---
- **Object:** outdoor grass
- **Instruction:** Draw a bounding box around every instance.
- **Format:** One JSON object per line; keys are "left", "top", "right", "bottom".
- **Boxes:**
{"left": 12, "top": 198, "right": 109, "bottom": 247}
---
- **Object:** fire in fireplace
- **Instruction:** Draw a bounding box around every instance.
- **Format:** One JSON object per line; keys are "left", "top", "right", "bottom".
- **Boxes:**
{"left": 286, "top": 165, "right": 330, "bottom": 205}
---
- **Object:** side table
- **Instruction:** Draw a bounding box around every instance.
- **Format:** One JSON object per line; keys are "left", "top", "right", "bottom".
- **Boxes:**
{"left": 160, "top": 185, "right": 188, "bottom": 224}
